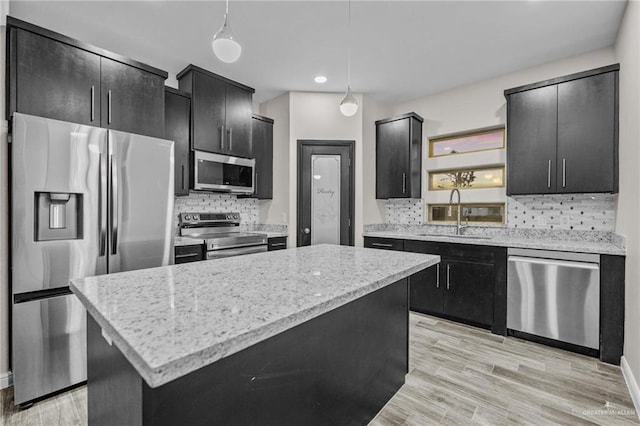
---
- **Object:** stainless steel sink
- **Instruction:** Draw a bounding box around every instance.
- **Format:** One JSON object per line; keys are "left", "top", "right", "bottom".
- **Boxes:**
{"left": 415, "top": 233, "right": 492, "bottom": 240}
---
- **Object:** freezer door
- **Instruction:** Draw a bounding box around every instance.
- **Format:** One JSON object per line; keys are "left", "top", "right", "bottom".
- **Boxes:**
{"left": 12, "top": 294, "right": 87, "bottom": 405}
{"left": 11, "top": 113, "right": 108, "bottom": 295}
{"left": 108, "top": 130, "right": 174, "bottom": 273}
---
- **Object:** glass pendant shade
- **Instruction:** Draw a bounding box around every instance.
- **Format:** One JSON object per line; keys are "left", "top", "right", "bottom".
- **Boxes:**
{"left": 340, "top": 86, "right": 358, "bottom": 117}
{"left": 212, "top": 14, "right": 242, "bottom": 63}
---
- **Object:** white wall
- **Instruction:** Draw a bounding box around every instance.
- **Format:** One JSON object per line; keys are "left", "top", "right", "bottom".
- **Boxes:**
{"left": 259, "top": 92, "right": 290, "bottom": 226}
{"left": 362, "top": 95, "right": 391, "bottom": 225}
{"left": 391, "top": 47, "right": 617, "bottom": 210}
{"left": 288, "top": 92, "right": 364, "bottom": 247}
{"left": 0, "top": 24, "right": 10, "bottom": 387}
{"left": 614, "top": 0, "right": 640, "bottom": 404}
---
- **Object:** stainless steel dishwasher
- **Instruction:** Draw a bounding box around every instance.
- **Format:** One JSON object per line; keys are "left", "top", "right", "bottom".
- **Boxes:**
{"left": 507, "top": 248, "right": 600, "bottom": 349}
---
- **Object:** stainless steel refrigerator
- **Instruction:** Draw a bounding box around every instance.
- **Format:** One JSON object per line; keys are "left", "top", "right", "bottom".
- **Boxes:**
{"left": 11, "top": 113, "right": 174, "bottom": 405}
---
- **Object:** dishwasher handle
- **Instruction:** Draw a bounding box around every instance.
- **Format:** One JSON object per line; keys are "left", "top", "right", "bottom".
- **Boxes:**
{"left": 508, "top": 255, "right": 599, "bottom": 270}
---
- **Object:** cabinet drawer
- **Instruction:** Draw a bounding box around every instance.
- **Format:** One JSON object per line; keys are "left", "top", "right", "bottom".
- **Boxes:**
{"left": 364, "top": 237, "right": 404, "bottom": 251}
{"left": 404, "top": 240, "right": 495, "bottom": 263}
{"left": 175, "top": 245, "right": 204, "bottom": 264}
{"left": 268, "top": 237, "right": 287, "bottom": 251}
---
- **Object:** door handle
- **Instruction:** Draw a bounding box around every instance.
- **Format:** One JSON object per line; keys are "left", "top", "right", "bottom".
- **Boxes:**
{"left": 110, "top": 154, "right": 118, "bottom": 255}
{"left": 446, "top": 264, "right": 450, "bottom": 290}
{"left": 255, "top": 171, "right": 258, "bottom": 194}
{"left": 436, "top": 265, "right": 440, "bottom": 289}
{"left": 220, "top": 126, "right": 225, "bottom": 150}
{"left": 402, "top": 173, "right": 407, "bottom": 194}
{"left": 107, "top": 90, "right": 112, "bottom": 124}
{"left": 228, "top": 128, "right": 233, "bottom": 151}
{"left": 547, "top": 160, "right": 551, "bottom": 189}
{"left": 90, "top": 86, "right": 95, "bottom": 122}
{"left": 98, "top": 153, "right": 107, "bottom": 256}
{"left": 562, "top": 158, "right": 566, "bottom": 188}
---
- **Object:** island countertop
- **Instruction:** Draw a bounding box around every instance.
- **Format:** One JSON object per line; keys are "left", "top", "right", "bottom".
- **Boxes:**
{"left": 71, "top": 244, "right": 439, "bottom": 388}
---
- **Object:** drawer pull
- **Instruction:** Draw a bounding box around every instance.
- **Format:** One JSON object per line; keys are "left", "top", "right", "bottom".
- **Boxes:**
{"left": 271, "top": 242, "right": 286, "bottom": 247}
{"left": 371, "top": 242, "right": 393, "bottom": 248}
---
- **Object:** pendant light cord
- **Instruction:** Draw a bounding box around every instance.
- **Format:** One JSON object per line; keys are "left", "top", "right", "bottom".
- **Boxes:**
{"left": 347, "top": 0, "right": 351, "bottom": 87}
{"left": 225, "top": 0, "right": 229, "bottom": 15}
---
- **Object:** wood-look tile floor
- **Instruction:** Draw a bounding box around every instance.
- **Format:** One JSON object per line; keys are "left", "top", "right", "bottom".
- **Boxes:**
{"left": 1, "top": 313, "right": 638, "bottom": 425}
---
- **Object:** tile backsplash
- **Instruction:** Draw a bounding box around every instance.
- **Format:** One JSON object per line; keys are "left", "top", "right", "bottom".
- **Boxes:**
{"left": 507, "top": 193, "right": 617, "bottom": 231}
{"left": 385, "top": 193, "right": 617, "bottom": 231}
{"left": 385, "top": 199, "right": 424, "bottom": 225}
{"left": 174, "top": 192, "right": 259, "bottom": 233}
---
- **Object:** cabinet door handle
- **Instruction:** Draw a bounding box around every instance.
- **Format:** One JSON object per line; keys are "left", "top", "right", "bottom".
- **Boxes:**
{"left": 228, "top": 128, "right": 233, "bottom": 151}
{"left": 371, "top": 242, "right": 392, "bottom": 248}
{"left": 90, "top": 85, "right": 95, "bottom": 122}
{"left": 446, "top": 264, "right": 450, "bottom": 290}
{"left": 181, "top": 165, "right": 185, "bottom": 190}
{"left": 271, "top": 242, "right": 286, "bottom": 247}
{"left": 107, "top": 90, "right": 112, "bottom": 124}
{"left": 220, "top": 126, "right": 225, "bottom": 150}
{"left": 402, "top": 173, "right": 406, "bottom": 194}
{"left": 562, "top": 158, "right": 566, "bottom": 188}
{"left": 255, "top": 171, "right": 258, "bottom": 194}
{"left": 547, "top": 160, "right": 551, "bottom": 189}
{"left": 436, "top": 265, "right": 440, "bottom": 289}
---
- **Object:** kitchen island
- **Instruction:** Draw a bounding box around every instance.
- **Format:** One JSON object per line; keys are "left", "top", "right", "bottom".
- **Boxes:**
{"left": 71, "top": 244, "right": 439, "bottom": 425}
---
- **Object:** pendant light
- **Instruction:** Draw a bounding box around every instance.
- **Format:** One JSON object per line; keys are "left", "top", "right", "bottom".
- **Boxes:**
{"left": 212, "top": 0, "right": 242, "bottom": 63}
{"left": 340, "top": 0, "right": 358, "bottom": 117}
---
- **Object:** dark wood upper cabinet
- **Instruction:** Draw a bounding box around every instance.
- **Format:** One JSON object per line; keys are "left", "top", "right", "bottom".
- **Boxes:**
{"left": 505, "top": 64, "right": 619, "bottom": 195}
{"left": 557, "top": 72, "right": 617, "bottom": 193}
{"left": 177, "top": 65, "right": 255, "bottom": 158}
{"left": 375, "top": 113, "right": 423, "bottom": 199}
{"left": 251, "top": 114, "right": 274, "bottom": 199}
{"left": 165, "top": 87, "right": 192, "bottom": 196}
{"left": 225, "top": 85, "right": 253, "bottom": 158}
{"left": 7, "top": 17, "right": 167, "bottom": 138}
{"left": 100, "top": 58, "right": 165, "bottom": 138}
{"left": 9, "top": 27, "right": 101, "bottom": 126}
{"left": 505, "top": 85, "right": 558, "bottom": 195}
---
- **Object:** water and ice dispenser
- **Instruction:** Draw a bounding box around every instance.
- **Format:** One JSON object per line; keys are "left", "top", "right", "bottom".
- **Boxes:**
{"left": 34, "top": 192, "right": 83, "bottom": 241}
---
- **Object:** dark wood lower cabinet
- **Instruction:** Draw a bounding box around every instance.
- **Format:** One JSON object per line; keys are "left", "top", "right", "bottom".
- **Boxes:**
{"left": 267, "top": 237, "right": 287, "bottom": 251}
{"left": 87, "top": 279, "right": 409, "bottom": 425}
{"left": 404, "top": 240, "right": 503, "bottom": 330}
{"left": 408, "top": 266, "right": 443, "bottom": 315}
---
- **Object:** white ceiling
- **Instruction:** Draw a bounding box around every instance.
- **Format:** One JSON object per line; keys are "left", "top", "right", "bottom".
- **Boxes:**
{"left": 8, "top": 1, "right": 627, "bottom": 105}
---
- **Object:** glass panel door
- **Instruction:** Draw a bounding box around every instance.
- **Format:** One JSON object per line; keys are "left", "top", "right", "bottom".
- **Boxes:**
{"left": 311, "top": 155, "right": 341, "bottom": 245}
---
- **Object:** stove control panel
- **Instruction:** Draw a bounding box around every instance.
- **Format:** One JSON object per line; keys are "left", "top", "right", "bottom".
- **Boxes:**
{"left": 179, "top": 212, "right": 241, "bottom": 226}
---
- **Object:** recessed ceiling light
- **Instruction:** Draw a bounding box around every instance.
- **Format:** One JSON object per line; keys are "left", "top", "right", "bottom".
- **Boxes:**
{"left": 314, "top": 75, "right": 328, "bottom": 84}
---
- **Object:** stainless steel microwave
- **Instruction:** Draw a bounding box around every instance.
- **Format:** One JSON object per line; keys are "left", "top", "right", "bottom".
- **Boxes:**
{"left": 193, "top": 151, "right": 255, "bottom": 194}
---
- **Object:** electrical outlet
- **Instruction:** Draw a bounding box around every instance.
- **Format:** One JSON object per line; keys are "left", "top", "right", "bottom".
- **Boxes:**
{"left": 281, "top": 212, "right": 287, "bottom": 223}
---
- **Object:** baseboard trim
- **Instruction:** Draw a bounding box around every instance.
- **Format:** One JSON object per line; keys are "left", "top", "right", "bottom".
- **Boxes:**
{"left": 0, "top": 371, "right": 12, "bottom": 389}
{"left": 621, "top": 356, "right": 640, "bottom": 419}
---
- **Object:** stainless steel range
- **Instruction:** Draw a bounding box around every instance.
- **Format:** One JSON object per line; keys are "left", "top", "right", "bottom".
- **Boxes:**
{"left": 179, "top": 212, "right": 268, "bottom": 259}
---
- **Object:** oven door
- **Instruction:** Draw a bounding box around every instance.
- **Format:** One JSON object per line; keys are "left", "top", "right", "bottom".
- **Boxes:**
{"left": 193, "top": 151, "right": 255, "bottom": 193}
{"left": 206, "top": 245, "right": 268, "bottom": 260}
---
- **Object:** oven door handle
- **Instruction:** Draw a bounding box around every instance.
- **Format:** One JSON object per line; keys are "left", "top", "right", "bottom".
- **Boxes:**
{"left": 206, "top": 245, "right": 268, "bottom": 260}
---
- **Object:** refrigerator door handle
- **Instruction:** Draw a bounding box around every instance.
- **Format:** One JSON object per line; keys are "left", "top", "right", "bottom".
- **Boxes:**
{"left": 99, "top": 153, "right": 107, "bottom": 256}
{"left": 110, "top": 154, "right": 118, "bottom": 255}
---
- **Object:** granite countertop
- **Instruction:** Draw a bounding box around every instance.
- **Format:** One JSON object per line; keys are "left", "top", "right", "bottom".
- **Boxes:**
{"left": 70, "top": 244, "right": 438, "bottom": 388}
{"left": 363, "top": 230, "right": 625, "bottom": 256}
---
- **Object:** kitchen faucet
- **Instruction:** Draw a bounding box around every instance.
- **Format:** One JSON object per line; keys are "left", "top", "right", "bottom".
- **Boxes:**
{"left": 448, "top": 188, "right": 468, "bottom": 235}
